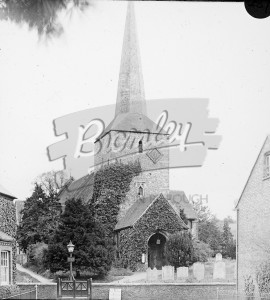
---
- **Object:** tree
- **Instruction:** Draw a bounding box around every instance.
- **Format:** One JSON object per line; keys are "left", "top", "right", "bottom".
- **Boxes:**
{"left": 0, "top": 0, "right": 91, "bottom": 37}
{"left": 45, "top": 198, "right": 112, "bottom": 278}
{"left": 17, "top": 183, "right": 62, "bottom": 252}
{"left": 165, "top": 231, "right": 194, "bottom": 269}
{"left": 221, "top": 219, "right": 236, "bottom": 258}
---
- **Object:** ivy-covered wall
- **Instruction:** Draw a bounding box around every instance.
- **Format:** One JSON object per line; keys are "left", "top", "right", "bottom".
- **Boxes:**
{"left": 118, "top": 194, "right": 187, "bottom": 271}
{"left": 0, "top": 195, "right": 17, "bottom": 284}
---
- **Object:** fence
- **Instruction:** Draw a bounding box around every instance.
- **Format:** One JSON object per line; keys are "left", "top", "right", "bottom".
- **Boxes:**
{"left": 57, "top": 278, "right": 92, "bottom": 299}
{"left": 4, "top": 288, "right": 36, "bottom": 299}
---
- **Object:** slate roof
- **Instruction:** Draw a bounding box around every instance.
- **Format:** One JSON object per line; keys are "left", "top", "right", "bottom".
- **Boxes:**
{"left": 0, "top": 231, "right": 14, "bottom": 242}
{"left": 0, "top": 183, "right": 16, "bottom": 200}
{"left": 115, "top": 193, "right": 189, "bottom": 231}
{"left": 58, "top": 173, "right": 95, "bottom": 206}
{"left": 167, "top": 190, "right": 198, "bottom": 220}
{"left": 97, "top": 112, "right": 168, "bottom": 141}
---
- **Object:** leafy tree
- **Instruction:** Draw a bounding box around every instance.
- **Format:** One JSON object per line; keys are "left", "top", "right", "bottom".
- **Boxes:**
{"left": 45, "top": 198, "right": 112, "bottom": 278}
{"left": 17, "top": 183, "right": 62, "bottom": 252}
{"left": 192, "top": 239, "right": 213, "bottom": 262}
{"left": 0, "top": 0, "right": 91, "bottom": 37}
{"left": 165, "top": 231, "right": 194, "bottom": 269}
{"left": 221, "top": 219, "right": 236, "bottom": 258}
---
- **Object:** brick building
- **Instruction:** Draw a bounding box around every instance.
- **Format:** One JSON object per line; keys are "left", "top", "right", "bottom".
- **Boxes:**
{"left": 236, "top": 135, "right": 270, "bottom": 294}
{"left": 59, "top": 2, "right": 197, "bottom": 270}
{"left": 0, "top": 184, "right": 17, "bottom": 285}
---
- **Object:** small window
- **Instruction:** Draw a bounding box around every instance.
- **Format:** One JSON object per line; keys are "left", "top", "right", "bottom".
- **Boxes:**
{"left": 138, "top": 186, "right": 144, "bottom": 197}
{"left": 1, "top": 251, "right": 10, "bottom": 285}
{"left": 138, "top": 141, "right": 143, "bottom": 153}
{"left": 264, "top": 152, "right": 270, "bottom": 178}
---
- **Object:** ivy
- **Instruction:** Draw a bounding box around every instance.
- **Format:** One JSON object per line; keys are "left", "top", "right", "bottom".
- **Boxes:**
{"left": 118, "top": 195, "right": 186, "bottom": 271}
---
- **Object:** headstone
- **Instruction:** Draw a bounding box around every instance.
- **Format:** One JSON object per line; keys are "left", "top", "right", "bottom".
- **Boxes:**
{"left": 146, "top": 267, "right": 158, "bottom": 282}
{"left": 109, "top": 288, "right": 121, "bottom": 300}
{"left": 162, "top": 266, "right": 174, "bottom": 281}
{"left": 177, "top": 267, "right": 189, "bottom": 279}
{"left": 213, "top": 261, "right": 226, "bottom": 279}
{"left": 193, "top": 262, "right": 205, "bottom": 281}
{"left": 215, "top": 253, "right": 222, "bottom": 262}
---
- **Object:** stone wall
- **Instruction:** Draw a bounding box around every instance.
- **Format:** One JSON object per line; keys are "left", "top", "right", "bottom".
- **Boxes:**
{"left": 18, "top": 282, "right": 236, "bottom": 300}
{"left": 0, "top": 195, "right": 17, "bottom": 284}
{"left": 237, "top": 136, "right": 270, "bottom": 295}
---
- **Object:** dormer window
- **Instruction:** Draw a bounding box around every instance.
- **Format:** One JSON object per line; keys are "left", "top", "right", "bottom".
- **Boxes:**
{"left": 264, "top": 152, "right": 270, "bottom": 178}
{"left": 138, "top": 186, "right": 144, "bottom": 197}
{"left": 138, "top": 140, "right": 143, "bottom": 153}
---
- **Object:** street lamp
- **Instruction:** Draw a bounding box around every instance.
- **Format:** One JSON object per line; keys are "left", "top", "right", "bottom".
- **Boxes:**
{"left": 67, "top": 241, "right": 75, "bottom": 280}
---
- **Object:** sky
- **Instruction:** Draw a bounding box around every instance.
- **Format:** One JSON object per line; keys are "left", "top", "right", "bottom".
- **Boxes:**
{"left": 0, "top": 1, "right": 270, "bottom": 219}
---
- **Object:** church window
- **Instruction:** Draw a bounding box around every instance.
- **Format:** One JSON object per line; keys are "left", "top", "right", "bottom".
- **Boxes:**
{"left": 138, "top": 140, "right": 143, "bottom": 153}
{"left": 138, "top": 185, "right": 144, "bottom": 197}
{"left": 264, "top": 152, "right": 270, "bottom": 178}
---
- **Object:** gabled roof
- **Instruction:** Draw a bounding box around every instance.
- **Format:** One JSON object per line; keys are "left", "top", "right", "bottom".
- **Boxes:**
{"left": 58, "top": 173, "right": 95, "bottom": 206}
{"left": 0, "top": 231, "right": 14, "bottom": 242}
{"left": 235, "top": 135, "right": 269, "bottom": 209}
{"left": 167, "top": 190, "right": 198, "bottom": 220}
{"left": 115, "top": 193, "right": 189, "bottom": 231}
{"left": 0, "top": 183, "right": 16, "bottom": 200}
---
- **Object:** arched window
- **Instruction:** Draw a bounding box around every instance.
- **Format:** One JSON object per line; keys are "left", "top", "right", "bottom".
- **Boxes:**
{"left": 138, "top": 185, "right": 144, "bottom": 197}
{"left": 138, "top": 140, "right": 143, "bottom": 153}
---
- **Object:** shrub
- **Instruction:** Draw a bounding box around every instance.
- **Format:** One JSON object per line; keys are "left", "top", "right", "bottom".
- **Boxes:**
{"left": 0, "top": 285, "right": 20, "bottom": 299}
{"left": 192, "top": 239, "right": 213, "bottom": 262}
{"left": 165, "top": 231, "right": 194, "bottom": 269}
{"left": 244, "top": 275, "right": 255, "bottom": 299}
{"left": 28, "top": 242, "right": 48, "bottom": 267}
{"left": 256, "top": 261, "right": 270, "bottom": 298}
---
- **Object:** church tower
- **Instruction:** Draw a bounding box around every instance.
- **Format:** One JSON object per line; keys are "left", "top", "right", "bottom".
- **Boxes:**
{"left": 95, "top": 2, "right": 170, "bottom": 219}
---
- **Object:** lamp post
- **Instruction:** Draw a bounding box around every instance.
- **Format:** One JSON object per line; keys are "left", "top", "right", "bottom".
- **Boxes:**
{"left": 67, "top": 241, "right": 75, "bottom": 280}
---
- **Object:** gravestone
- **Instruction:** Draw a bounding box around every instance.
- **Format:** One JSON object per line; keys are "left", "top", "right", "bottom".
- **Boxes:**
{"left": 146, "top": 267, "right": 158, "bottom": 282}
{"left": 193, "top": 262, "right": 205, "bottom": 281}
{"left": 177, "top": 267, "right": 189, "bottom": 279}
{"left": 109, "top": 288, "right": 121, "bottom": 300}
{"left": 215, "top": 253, "right": 222, "bottom": 262}
{"left": 162, "top": 266, "right": 174, "bottom": 281}
{"left": 213, "top": 261, "right": 226, "bottom": 279}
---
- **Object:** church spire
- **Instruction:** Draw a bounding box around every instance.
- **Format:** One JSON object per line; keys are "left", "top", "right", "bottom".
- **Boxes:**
{"left": 115, "top": 1, "right": 147, "bottom": 117}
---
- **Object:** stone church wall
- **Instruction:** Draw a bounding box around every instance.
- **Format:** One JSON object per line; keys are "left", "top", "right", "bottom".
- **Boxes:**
{"left": 117, "top": 194, "right": 186, "bottom": 271}
{"left": 0, "top": 196, "right": 17, "bottom": 284}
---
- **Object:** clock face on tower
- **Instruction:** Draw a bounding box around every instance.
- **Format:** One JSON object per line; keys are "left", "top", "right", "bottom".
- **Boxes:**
{"left": 146, "top": 148, "right": 163, "bottom": 164}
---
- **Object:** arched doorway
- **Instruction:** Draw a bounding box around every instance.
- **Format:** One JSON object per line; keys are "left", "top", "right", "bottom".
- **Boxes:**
{"left": 148, "top": 232, "right": 166, "bottom": 270}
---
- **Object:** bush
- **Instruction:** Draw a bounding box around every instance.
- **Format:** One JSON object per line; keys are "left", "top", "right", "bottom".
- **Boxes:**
{"left": 256, "top": 261, "right": 270, "bottom": 298}
{"left": 0, "top": 285, "right": 20, "bottom": 299}
{"left": 165, "top": 231, "right": 194, "bottom": 269}
{"left": 28, "top": 242, "right": 48, "bottom": 267}
{"left": 244, "top": 275, "right": 255, "bottom": 299}
{"left": 192, "top": 239, "right": 213, "bottom": 262}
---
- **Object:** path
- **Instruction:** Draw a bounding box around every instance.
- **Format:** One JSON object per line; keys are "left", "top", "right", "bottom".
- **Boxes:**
{"left": 110, "top": 271, "right": 148, "bottom": 283}
{"left": 16, "top": 263, "right": 53, "bottom": 284}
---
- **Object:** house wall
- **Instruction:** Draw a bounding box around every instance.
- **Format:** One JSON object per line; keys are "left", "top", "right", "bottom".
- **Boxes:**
{"left": 237, "top": 137, "right": 270, "bottom": 294}
{"left": 0, "top": 195, "right": 17, "bottom": 285}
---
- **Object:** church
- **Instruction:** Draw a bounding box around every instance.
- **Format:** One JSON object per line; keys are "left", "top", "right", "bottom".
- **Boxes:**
{"left": 59, "top": 2, "right": 197, "bottom": 271}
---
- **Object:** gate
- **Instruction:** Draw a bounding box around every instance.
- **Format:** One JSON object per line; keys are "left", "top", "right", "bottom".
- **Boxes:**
{"left": 57, "top": 278, "right": 92, "bottom": 299}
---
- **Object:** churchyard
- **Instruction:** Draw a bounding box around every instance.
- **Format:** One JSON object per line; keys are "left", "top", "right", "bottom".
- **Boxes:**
{"left": 139, "top": 256, "right": 236, "bottom": 284}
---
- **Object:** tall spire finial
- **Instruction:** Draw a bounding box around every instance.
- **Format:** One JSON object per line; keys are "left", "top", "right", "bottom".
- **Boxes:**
{"left": 115, "top": 1, "right": 147, "bottom": 116}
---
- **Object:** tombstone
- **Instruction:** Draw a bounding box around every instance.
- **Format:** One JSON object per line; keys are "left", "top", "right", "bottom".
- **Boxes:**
{"left": 177, "top": 267, "right": 189, "bottom": 279}
{"left": 193, "top": 262, "right": 205, "bottom": 281}
{"left": 162, "top": 266, "right": 175, "bottom": 281}
{"left": 146, "top": 267, "right": 158, "bottom": 282}
{"left": 109, "top": 288, "right": 121, "bottom": 300}
{"left": 213, "top": 261, "right": 226, "bottom": 280}
{"left": 215, "top": 253, "right": 222, "bottom": 262}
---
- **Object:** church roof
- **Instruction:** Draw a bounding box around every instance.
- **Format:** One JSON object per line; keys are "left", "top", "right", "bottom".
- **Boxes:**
{"left": 115, "top": 193, "right": 189, "bottom": 231}
{"left": 0, "top": 231, "right": 14, "bottom": 242}
{"left": 0, "top": 183, "right": 16, "bottom": 200}
{"left": 58, "top": 173, "right": 94, "bottom": 206}
{"left": 167, "top": 190, "right": 198, "bottom": 220}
